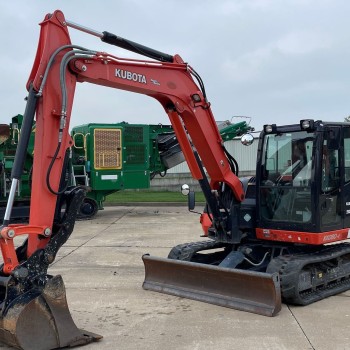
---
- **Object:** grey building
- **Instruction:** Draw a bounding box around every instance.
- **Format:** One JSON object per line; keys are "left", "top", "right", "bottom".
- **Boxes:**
{"left": 151, "top": 137, "right": 259, "bottom": 191}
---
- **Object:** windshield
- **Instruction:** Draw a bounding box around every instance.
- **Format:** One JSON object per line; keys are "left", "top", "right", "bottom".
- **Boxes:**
{"left": 261, "top": 131, "right": 313, "bottom": 186}
{"left": 260, "top": 130, "right": 314, "bottom": 223}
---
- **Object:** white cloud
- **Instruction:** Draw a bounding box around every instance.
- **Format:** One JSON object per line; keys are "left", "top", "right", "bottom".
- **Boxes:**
{"left": 275, "top": 31, "right": 332, "bottom": 55}
{"left": 218, "top": 0, "right": 278, "bottom": 15}
{"left": 221, "top": 29, "right": 333, "bottom": 82}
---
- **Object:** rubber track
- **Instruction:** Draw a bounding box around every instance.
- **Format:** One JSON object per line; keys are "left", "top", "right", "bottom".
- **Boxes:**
{"left": 267, "top": 243, "right": 350, "bottom": 305}
{"left": 168, "top": 240, "right": 226, "bottom": 261}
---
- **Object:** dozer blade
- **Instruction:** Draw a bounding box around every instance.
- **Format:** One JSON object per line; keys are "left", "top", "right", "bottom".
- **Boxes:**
{"left": 142, "top": 254, "right": 281, "bottom": 317}
{"left": 0, "top": 275, "right": 102, "bottom": 350}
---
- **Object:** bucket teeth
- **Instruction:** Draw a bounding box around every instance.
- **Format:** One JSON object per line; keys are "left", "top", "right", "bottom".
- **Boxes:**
{"left": 0, "top": 275, "right": 102, "bottom": 350}
{"left": 142, "top": 254, "right": 281, "bottom": 317}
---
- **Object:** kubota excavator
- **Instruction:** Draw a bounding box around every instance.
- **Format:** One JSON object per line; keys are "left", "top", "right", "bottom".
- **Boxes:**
{"left": 1, "top": 10, "right": 350, "bottom": 350}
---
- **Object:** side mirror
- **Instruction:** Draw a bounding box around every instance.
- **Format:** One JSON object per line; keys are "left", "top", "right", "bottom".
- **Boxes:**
{"left": 181, "top": 184, "right": 190, "bottom": 196}
{"left": 181, "top": 184, "right": 195, "bottom": 211}
{"left": 241, "top": 133, "right": 254, "bottom": 146}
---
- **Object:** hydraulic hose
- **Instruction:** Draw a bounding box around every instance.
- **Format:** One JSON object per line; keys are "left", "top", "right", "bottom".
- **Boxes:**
{"left": 45, "top": 47, "right": 96, "bottom": 195}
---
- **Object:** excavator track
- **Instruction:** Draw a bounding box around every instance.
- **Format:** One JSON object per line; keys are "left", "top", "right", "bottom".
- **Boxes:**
{"left": 168, "top": 240, "right": 229, "bottom": 262}
{"left": 267, "top": 242, "right": 350, "bottom": 305}
{"left": 167, "top": 240, "right": 350, "bottom": 307}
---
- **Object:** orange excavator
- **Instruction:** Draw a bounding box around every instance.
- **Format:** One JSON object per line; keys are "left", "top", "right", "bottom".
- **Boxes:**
{"left": 2, "top": 10, "right": 350, "bottom": 350}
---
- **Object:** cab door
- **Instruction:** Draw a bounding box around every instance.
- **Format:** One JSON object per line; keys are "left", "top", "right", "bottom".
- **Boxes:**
{"left": 319, "top": 126, "right": 342, "bottom": 231}
{"left": 342, "top": 127, "right": 350, "bottom": 229}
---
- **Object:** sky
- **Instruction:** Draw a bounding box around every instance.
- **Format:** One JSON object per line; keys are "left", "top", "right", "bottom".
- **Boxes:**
{"left": 1, "top": 0, "right": 350, "bottom": 133}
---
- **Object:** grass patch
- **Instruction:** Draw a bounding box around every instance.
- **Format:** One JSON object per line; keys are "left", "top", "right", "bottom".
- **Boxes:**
{"left": 105, "top": 190, "right": 205, "bottom": 203}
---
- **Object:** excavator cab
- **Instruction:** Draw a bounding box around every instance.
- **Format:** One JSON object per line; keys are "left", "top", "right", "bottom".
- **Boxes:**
{"left": 144, "top": 119, "right": 350, "bottom": 316}
{"left": 256, "top": 119, "right": 349, "bottom": 243}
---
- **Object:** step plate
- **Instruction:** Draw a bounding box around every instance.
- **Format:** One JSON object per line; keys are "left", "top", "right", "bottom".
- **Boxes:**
{"left": 142, "top": 254, "right": 281, "bottom": 317}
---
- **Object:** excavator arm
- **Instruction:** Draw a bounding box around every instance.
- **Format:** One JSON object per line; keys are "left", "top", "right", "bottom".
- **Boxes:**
{"left": 0, "top": 10, "right": 279, "bottom": 350}
{"left": 9, "top": 10, "right": 243, "bottom": 262}
{"left": 2, "top": 9, "right": 246, "bottom": 274}
{"left": 2, "top": 8, "right": 247, "bottom": 271}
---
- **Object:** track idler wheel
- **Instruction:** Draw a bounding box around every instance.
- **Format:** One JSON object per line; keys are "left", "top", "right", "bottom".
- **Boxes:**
{"left": 0, "top": 275, "right": 101, "bottom": 350}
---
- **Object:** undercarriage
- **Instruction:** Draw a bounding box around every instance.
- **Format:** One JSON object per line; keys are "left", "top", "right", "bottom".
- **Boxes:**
{"left": 164, "top": 239, "right": 350, "bottom": 306}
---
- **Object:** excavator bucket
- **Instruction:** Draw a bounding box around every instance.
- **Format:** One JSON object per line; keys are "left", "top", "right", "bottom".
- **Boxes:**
{"left": 142, "top": 255, "right": 281, "bottom": 317}
{"left": 0, "top": 275, "right": 102, "bottom": 350}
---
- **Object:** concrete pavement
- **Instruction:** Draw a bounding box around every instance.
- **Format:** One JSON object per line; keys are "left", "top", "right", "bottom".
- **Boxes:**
{"left": 1, "top": 206, "right": 350, "bottom": 349}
